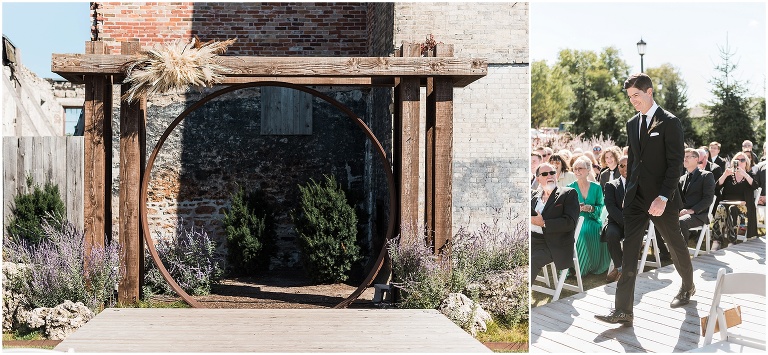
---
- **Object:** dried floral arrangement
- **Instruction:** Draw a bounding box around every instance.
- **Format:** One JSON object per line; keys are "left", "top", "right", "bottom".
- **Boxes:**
{"left": 121, "top": 37, "right": 236, "bottom": 103}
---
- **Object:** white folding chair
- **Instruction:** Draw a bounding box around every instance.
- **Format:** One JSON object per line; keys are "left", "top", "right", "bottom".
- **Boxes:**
{"left": 689, "top": 199, "right": 716, "bottom": 257}
{"left": 754, "top": 188, "right": 765, "bottom": 229}
{"left": 694, "top": 268, "right": 766, "bottom": 352}
{"left": 533, "top": 216, "right": 585, "bottom": 301}
{"left": 637, "top": 220, "right": 662, "bottom": 273}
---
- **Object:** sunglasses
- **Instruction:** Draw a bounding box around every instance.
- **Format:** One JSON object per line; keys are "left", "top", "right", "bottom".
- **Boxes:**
{"left": 619, "top": 164, "right": 626, "bottom": 168}
{"left": 593, "top": 147, "right": 602, "bottom": 152}
{"left": 735, "top": 158, "right": 747, "bottom": 163}
{"left": 538, "top": 171, "right": 557, "bottom": 177}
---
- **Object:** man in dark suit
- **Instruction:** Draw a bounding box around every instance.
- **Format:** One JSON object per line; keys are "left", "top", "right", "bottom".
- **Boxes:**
{"left": 698, "top": 148, "right": 723, "bottom": 183}
{"left": 530, "top": 163, "right": 580, "bottom": 284}
{"left": 708, "top": 142, "right": 726, "bottom": 169}
{"left": 679, "top": 148, "right": 716, "bottom": 238}
{"left": 602, "top": 155, "right": 628, "bottom": 282}
{"left": 596, "top": 73, "right": 695, "bottom": 326}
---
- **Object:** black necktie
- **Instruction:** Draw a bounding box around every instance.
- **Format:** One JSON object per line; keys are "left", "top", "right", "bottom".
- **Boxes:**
{"left": 640, "top": 114, "right": 648, "bottom": 144}
{"left": 683, "top": 173, "right": 692, "bottom": 193}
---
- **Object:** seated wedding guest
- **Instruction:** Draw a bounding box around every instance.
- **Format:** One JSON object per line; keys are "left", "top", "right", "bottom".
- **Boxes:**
{"left": 549, "top": 153, "right": 576, "bottom": 188}
{"left": 602, "top": 155, "right": 627, "bottom": 282}
{"left": 530, "top": 163, "right": 580, "bottom": 284}
{"left": 599, "top": 146, "right": 623, "bottom": 188}
{"left": 698, "top": 147, "right": 723, "bottom": 183}
{"left": 711, "top": 151, "right": 758, "bottom": 250}
{"left": 742, "top": 140, "right": 759, "bottom": 165}
{"left": 557, "top": 149, "right": 572, "bottom": 165}
{"left": 678, "top": 148, "right": 716, "bottom": 239}
{"left": 531, "top": 152, "right": 543, "bottom": 189}
{"left": 583, "top": 151, "right": 601, "bottom": 180}
{"left": 568, "top": 157, "right": 610, "bottom": 276}
{"left": 708, "top": 141, "right": 726, "bottom": 168}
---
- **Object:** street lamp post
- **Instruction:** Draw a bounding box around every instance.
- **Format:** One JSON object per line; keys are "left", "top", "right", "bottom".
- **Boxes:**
{"left": 637, "top": 38, "right": 647, "bottom": 73}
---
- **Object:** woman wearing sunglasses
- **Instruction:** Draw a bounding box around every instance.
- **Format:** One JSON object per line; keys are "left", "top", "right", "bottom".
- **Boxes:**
{"left": 711, "top": 151, "right": 758, "bottom": 250}
{"left": 548, "top": 153, "right": 576, "bottom": 188}
{"left": 568, "top": 156, "right": 610, "bottom": 276}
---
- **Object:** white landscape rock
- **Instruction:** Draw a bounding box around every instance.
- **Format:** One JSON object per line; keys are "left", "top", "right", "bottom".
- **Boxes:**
{"left": 16, "top": 300, "right": 95, "bottom": 340}
{"left": 439, "top": 292, "right": 492, "bottom": 336}
{"left": 2, "top": 262, "right": 30, "bottom": 332}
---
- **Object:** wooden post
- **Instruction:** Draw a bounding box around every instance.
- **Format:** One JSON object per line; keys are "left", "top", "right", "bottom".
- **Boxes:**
{"left": 429, "top": 44, "right": 454, "bottom": 255}
{"left": 118, "top": 42, "right": 145, "bottom": 304}
{"left": 396, "top": 43, "right": 421, "bottom": 238}
{"left": 83, "top": 41, "right": 111, "bottom": 248}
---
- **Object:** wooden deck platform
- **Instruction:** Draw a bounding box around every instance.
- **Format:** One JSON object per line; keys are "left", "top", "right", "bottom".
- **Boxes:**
{"left": 531, "top": 236, "right": 766, "bottom": 353}
{"left": 54, "top": 308, "right": 491, "bottom": 353}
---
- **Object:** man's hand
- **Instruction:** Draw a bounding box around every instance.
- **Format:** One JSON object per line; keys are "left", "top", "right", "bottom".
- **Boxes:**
{"left": 679, "top": 209, "right": 693, "bottom": 217}
{"left": 531, "top": 213, "right": 545, "bottom": 227}
{"left": 759, "top": 195, "right": 765, "bottom": 206}
{"left": 648, "top": 197, "right": 667, "bottom": 216}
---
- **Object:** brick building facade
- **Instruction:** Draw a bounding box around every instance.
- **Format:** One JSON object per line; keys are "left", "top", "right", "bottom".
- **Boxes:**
{"left": 93, "top": 2, "right": 529, "bottom": 274}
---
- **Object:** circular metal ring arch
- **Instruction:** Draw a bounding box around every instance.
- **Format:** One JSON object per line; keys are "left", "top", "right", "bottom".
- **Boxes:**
{"left": 140, "top": 81, "right": 397, "bottom": 308}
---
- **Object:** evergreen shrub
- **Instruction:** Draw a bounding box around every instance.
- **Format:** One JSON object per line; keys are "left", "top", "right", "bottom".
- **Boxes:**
{"left": 294, "top": 175, "right": 360, "bottom": 284}
{"left": 222, "top": 186, "right": 276, "bottom": 275}
{"left": 6, "top": 176, "right": 66, "bottom": 245}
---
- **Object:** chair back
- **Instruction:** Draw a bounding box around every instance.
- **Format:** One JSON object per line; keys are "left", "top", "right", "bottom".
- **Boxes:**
{"left": 703, "top": 268, "right": 767, "bottom": 348}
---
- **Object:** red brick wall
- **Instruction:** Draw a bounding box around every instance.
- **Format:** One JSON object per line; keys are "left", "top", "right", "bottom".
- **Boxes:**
{"left": 96, "top": 2, "right": 368, "bottom": 56}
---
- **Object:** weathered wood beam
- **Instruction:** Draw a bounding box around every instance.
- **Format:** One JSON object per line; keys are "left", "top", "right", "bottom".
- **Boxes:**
{"left": 51, "top": 54, "right": 486, "bottom": 86}
{"left": 397, "top": 43, "right": 422, "bottom": 234}
{"left": 118, "top": 42, "right": 145, "bottom": 305}
{"left": 82, "top": 41, "right": 111, "bottom": 249}
{"left": 431, "top": 45, "right": 454, "bottom": 256}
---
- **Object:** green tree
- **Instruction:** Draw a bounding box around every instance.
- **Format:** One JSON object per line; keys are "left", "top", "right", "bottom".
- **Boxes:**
{"left": 222, "top": 186, "right": 276, "bottom": 275}
{"left": 531, "top": 60, "right": 572, "bottom": 128}
{"left": 707, "top": 40, "right": 755, "bottom": 157}
{"left": 646, "top": 64, "right": 700, "bottom": 146}
{"left": 750, "top": 96, "right": 766, "bottom": 146}
{"left": 6, "top": 176, "right": 66, "bottom": 245}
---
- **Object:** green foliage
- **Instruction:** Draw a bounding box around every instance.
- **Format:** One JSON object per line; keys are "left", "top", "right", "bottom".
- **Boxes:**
{"left": 647, "top": 64, "right": 700, "bottom": 146}
{"left": 6, "top": 176, "right": 66, "bottom": 245}
{"left": 531, "top": 60, "right": 572, "bottom": 128}
{"left": 294, "top": 175, "right": 360, "bottom": 284}
{"left": 706, "top": 41, "right": 755, "bottom": 157}
{"left": 222, "top": 186, "right": 276, "bottom": 275}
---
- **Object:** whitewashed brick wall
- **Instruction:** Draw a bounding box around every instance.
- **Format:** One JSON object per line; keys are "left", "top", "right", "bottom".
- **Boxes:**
{"left": 394, "top": 2, "right": 530, "bottom": 233}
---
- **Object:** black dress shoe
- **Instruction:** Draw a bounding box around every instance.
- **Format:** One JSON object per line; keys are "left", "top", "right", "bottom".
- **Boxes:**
{"left": 595, "top": 309, "right": 633, "bottom": 326}
{"left": 670, "top": 285, "right": 696, "bottom": 308}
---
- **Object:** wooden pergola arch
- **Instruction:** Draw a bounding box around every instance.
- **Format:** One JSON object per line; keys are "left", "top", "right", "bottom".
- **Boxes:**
{"left": 52, "top": 41, "right": 487, "bottom": 306}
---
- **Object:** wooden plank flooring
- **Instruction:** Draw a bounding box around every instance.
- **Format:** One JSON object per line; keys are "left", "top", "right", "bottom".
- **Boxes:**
{"left": 531, "top": 236, "right": 766, "bottom": 353}
{"left": 54, "top": 308, "right": 491, "bottom": 353}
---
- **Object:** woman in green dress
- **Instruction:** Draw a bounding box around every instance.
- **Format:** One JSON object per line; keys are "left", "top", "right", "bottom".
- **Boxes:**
{"left": 568, "top": 156, "right": 611, "bottom": 276}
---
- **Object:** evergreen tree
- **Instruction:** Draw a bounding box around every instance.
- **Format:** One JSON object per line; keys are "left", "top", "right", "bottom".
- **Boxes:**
{"left": 707, "top": 40, "right": 754, "bottom": 157}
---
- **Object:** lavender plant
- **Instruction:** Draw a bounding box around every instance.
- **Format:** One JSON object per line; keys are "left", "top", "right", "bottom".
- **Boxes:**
{"left": 387, "top": 219, "right": 529, "bottom": 326}
{"left": 3, "top": 218, "right": 122, "bottom": 311}
{"left": 143, "top": 222, "right": 223, "bottom": 296}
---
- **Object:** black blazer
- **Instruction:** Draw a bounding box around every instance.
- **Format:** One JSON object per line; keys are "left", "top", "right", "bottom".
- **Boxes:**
{"left": 679, "top": 168, "right": 716, "bottom": 223}
{"left": 703, "top": 161, "right": 723, "bottom": 185}
{"left": 712, "top": 155, "right": 726, "bottom": 171}
{"left": 599, "top": 167, "right": 619, "bottom": 188}
{"left": 624, "top": 106, "right": 684, "bottom": 210}
{"left": 603, "top": 177, "right": 626, "bottom": 229}
{"left": 531, "top": 187, "right": 580, "bottom": 270}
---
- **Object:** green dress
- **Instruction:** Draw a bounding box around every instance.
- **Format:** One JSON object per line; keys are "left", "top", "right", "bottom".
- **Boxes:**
{"left": 567, "top": 180, "right": 611, "bottom": 276}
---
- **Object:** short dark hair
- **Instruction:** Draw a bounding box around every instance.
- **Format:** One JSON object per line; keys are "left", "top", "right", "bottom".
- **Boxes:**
{"left": 531, "top": 152, "right": 543, "bottom": 160}
{"left": 623, "top": 73, "right": 654, "bottom": 92}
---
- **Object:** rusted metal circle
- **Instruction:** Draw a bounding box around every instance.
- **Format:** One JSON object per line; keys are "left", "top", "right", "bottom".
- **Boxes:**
{"left": 140, "top": 81, "right": 397, "bottom": 308}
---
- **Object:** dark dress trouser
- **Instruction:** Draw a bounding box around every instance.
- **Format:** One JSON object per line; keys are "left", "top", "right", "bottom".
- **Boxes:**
{"left": 614, "top": 187, "right": 695, "bottom": 313}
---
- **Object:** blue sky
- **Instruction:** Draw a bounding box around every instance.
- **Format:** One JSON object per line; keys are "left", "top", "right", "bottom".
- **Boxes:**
{"left": 2, "top": 2, "right": 91, "bottom": 80}
{"left": 531, "top": 2, "right": 766, "bottom": 107}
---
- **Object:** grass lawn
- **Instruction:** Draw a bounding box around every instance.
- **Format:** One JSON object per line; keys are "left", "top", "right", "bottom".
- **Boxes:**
{"left": 477, "top": 320, "right": 528, "bottom": 343}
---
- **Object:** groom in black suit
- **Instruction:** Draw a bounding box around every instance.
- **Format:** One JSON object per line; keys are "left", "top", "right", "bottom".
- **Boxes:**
{"left": 596, "top": 73, "right": 695, "bottom": 326}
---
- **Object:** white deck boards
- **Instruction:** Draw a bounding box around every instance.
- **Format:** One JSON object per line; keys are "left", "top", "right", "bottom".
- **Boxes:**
{"left": 54, "top": 308, "right": 491, "bottom": 353}
{"left": 531, "top": 236, "right": 766, "bottom": 353}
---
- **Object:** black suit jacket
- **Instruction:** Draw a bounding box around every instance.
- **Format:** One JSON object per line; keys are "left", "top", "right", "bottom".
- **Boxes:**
{"left": 712, "top": 156, "right": 726, "bottom": 171}
{"left": 624, "top": 106, "right": 684, "bottom": 210}
{"left": 679, "top": 168, "right": 716, "bottom": 223}
{"left": 703, "top": 161, "right": 723, "bottom": 185}
{"left": 599, "top": 167, "right": 619, "bottom": 188}
{"left": 756, "top": 161, "right": 766, "bottom": 198}
{"left": 601, "top": 177, "right": 625, "bottom": 242}
{"left": 531, "top": 187, "right": 580, "bottom": 270}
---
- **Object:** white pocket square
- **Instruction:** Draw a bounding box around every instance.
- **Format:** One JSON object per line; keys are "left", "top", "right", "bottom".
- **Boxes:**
{"left": 650, "top": 132, "right": 660, "bottom": 137}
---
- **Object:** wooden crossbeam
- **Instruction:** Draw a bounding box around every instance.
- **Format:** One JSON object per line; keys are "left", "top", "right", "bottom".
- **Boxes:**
{"left": 51, "top": 54, "right": 486, "bottom": 87}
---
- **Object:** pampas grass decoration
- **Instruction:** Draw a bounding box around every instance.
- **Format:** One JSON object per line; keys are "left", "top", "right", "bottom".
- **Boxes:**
{"left": 121, "top": 37, "right": 236, "bottom": 103}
